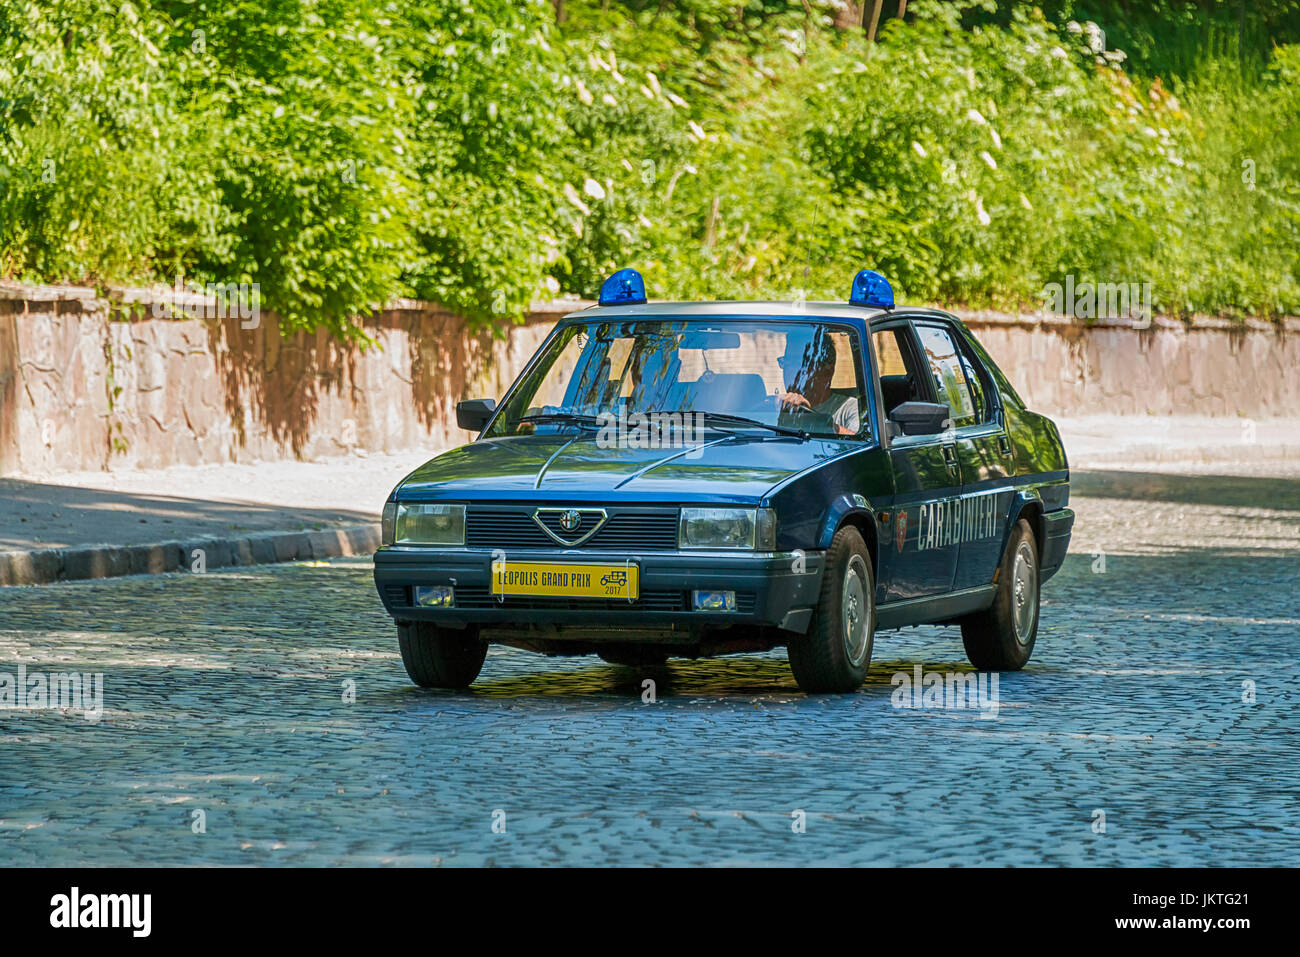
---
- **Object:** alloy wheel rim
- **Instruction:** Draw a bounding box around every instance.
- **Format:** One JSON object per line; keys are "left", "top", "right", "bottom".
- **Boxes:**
{"left": 841, "top": 555, "right": 870, "bottom": 665}
{"left": 1012, "top": 542, "right": 1038, "bottom": 644}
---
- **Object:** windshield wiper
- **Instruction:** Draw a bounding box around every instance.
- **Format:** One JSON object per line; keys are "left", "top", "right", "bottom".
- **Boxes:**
{"left": 515, "top": 412, "right": 604, "bottom": 429}
{"left": 519, "top": 409, "right": 809, "bottom": 439}
{"left": 665, "top": 410, "right": 808, "bottom": 440}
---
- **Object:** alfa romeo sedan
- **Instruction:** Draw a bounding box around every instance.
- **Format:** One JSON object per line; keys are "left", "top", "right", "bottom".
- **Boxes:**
{"left": 373, "top": 268, "right": 1074, "bottom": 693}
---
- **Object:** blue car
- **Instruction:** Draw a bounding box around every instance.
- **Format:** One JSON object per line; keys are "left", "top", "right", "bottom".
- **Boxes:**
{"left": 374, "top": 268, "right": 1074, "bottom": 693}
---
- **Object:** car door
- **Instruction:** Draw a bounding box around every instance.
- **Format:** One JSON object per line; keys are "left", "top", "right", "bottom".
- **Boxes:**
{"left": 911, "top": 321, "right": 1014, "bottom": 592}
{"left": 872, "top": 321, "right": 962, "bottom": 601}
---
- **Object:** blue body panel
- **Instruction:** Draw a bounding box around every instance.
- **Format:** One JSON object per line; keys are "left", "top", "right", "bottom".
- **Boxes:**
{"left": 374, "top": 303, "right": 1073, "bottom": 640}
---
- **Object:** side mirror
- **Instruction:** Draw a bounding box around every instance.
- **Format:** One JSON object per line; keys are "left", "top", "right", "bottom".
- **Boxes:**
{"left": 456, "top": 398, "right": 496, "bottom": 432}
{"left": 889, "top": 401, "right": 950, "bottom": 437}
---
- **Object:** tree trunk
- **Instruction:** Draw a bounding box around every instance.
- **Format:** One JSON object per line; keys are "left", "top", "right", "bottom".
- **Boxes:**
{"left": 865, "top": 0, "right": 885, "bottom": 42}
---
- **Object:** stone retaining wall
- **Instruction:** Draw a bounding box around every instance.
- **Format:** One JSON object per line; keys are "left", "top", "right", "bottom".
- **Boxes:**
{"left": 963, "top": 311, "right": 1300, "bottom": 419}
{"left": 1, "top": 282, "right": 1295, "bottom": 475}
{"left": 0, "top": 284, "right": 562, "bottom": 474}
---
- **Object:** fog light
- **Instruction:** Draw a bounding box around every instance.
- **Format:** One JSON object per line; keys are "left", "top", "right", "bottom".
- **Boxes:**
{"left": 413, "top": 585, "right": 455, "bottom": 608}
{"left": 693, "top": 589, "right": 736, "bottom": 612}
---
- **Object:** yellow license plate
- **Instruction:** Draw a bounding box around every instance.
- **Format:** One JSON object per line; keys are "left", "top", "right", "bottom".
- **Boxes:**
{"left": 490, "top": 560, "right": 639, "bottom": 600}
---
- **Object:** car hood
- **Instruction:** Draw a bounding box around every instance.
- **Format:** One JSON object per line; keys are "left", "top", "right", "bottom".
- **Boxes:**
{"left": 395, "top": 432, "right": 865, "bottom": 504}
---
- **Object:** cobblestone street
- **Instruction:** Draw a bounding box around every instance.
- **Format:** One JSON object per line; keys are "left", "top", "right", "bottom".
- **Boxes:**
{"left": 2, "top": 468, "right": 1297, "bottom": 866}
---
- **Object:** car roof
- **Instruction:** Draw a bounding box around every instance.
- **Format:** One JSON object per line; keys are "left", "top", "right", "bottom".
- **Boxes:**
{"left": 560, "top": 300, "right": 957, "bottom": 325}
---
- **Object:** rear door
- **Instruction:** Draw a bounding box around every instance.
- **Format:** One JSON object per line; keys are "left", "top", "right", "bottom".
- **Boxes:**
{"left": 872, "top": 322, "right": 962, "bottom": 600}
{"left": 911, "top": 321, "right": 1014, "bottom": 591}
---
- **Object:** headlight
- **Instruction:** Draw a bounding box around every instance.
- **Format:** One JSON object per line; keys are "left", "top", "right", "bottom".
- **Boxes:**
{"left": 679, "top": 507, "right": 776, "bottom": 550}
{"left": 394, "top": 503, "right": 465, "bottom": 545}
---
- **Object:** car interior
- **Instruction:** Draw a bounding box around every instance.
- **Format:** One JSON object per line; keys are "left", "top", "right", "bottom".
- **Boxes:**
{"left": 875, "top": 326, "right": 929, "bottom": 417}
{"left": 880, "top": 374, "right": 922, "bottom": 416}
{"left": 667, "top": 372, "right": 769, "bottom": 414}
{"left": 521, "top": 322, "right": 871, "bottom": 437}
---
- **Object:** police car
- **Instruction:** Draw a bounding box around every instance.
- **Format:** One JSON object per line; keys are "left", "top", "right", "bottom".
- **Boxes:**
{"left": 374, "top": 269, "right": 1074, "bottom": 693}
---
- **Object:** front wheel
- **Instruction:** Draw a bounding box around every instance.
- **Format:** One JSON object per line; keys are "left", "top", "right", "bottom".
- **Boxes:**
{"left": 787, "top": 526, "right": 875, "bottom": 693}
{"left": 960, "top": 518, "right": 1039, "bottom": 670}
{"left": 397, "top": 621, "right": 487, "bottom": 688}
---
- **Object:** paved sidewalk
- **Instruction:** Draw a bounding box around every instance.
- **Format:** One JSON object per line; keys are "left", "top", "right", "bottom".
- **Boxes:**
{"left": 1059, "top": 415, "right": 1300, "bottom": 471}
{"left": 0, "top": 451, "right": 430, "bottom": 585}
{"left": 1, "top": 417, "right": 1296, "bottom": 585}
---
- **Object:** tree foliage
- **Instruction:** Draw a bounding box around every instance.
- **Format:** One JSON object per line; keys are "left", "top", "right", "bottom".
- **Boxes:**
{"left": 0, "top": 0, "right": 1297, "bottom": 337}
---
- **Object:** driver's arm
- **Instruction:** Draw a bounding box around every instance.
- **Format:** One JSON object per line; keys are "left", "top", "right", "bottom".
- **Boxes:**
{"left": 835, "top": 397, "right": 861, "bottom": 436}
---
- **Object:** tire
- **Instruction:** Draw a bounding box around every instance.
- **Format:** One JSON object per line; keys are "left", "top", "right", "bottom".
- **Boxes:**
{"left": 597, "top": 646, "right": 670, "bottom": 667}
{"left": 787, "top": 526, "right": 875, "bottom": 693}
{"left": 960, "top": 518, "right": 1039, "bottom": 671}
{"left": 397, "top": 621, "right": 488, "bottom": 688}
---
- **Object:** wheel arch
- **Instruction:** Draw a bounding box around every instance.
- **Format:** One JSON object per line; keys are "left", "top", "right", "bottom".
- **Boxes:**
{"left": 1009, "top": 491, "right": 1045, "bottom": 565}
{"left": 817, "top": 498, "right": 879, "bottom": 575}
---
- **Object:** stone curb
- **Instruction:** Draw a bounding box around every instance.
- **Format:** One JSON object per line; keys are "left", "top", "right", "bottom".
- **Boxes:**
{"left": 0, "top": 523, "right": 380, "bottom": 587}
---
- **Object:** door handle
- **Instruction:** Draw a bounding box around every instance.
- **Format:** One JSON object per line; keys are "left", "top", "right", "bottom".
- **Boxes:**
{"left": 941, "top": 444, "right": 958, "bottom": 473}
{"left": 997, "top": 434, "right": 1013, "bottom": 457}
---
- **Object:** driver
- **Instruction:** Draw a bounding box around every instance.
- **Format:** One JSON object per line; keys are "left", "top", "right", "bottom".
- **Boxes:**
{"left": 778, "top": 328, "right": 859, "bottom": 436}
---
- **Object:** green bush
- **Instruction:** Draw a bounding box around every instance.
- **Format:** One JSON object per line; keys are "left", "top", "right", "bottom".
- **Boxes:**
{"left": 397, "top": 1, "right": 569, "bottom": 323}
{"left": 0, "top": 0, "right": 1297, "bottom": 336}
{"left": 0, "top": 0, "right": 228, "bottom": 284}
{"left": 156, "top": 0, "right": 420, "bottom": 339}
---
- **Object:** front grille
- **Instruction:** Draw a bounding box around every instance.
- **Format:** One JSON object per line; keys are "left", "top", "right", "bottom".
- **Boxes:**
{"left": 384, "top": 584, "right": 756, "bottom": 614}
{"left": 452, "top": 586, "right": 686, "bottom": 611}
{"left": 466, "top": 508, "right": 679, "bottom": 550}
{"left": 533, "top": 509, "right": 605, "bottom": 542}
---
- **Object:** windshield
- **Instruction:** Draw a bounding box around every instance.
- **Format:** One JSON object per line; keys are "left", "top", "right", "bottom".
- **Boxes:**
{"left": 488, "top": 318, "right": 870, "bottom": 440}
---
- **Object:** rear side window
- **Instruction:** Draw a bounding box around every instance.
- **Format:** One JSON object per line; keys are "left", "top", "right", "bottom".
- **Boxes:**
{"left": 957, "top": 348, "right": 988, "bottom": 422}
{"left": 872, "top": 326, "right": 927, "bottom": 416}
{"left": 873, "top": 328, "right": 911, "bottom": 377}
{"left": 966, "top": 334, "right": 1025, "bottom": 411}
{"left": 916, "top": 325, "right": 977, "bottom": 427}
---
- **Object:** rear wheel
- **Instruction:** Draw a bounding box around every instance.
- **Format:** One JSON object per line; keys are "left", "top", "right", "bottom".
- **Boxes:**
{"left": 787, "top": 526, "right": 875, "bottom": 693}
{"left": 397, "top": 621, "right": 487, "bottom": 688}
{"left": 960, "top": 518, "right": 1039, "bottom": 670}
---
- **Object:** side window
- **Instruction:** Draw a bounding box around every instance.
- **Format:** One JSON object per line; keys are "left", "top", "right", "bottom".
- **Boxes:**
{"left": 872, "top": 327, "right": 927, "bottom": 416}
{"left": 873, "top": 328, "right": 910, "bottom": 376}
{"left": 957, "top": 348, "right": 989, "bottom": 423}
{"left": 915, "top": 325, "right": 977, "bottom": 427}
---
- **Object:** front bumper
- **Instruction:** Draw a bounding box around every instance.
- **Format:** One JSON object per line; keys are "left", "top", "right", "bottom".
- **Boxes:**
{"left": 373, "top": 547, "right": 825, "bottom": 637}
